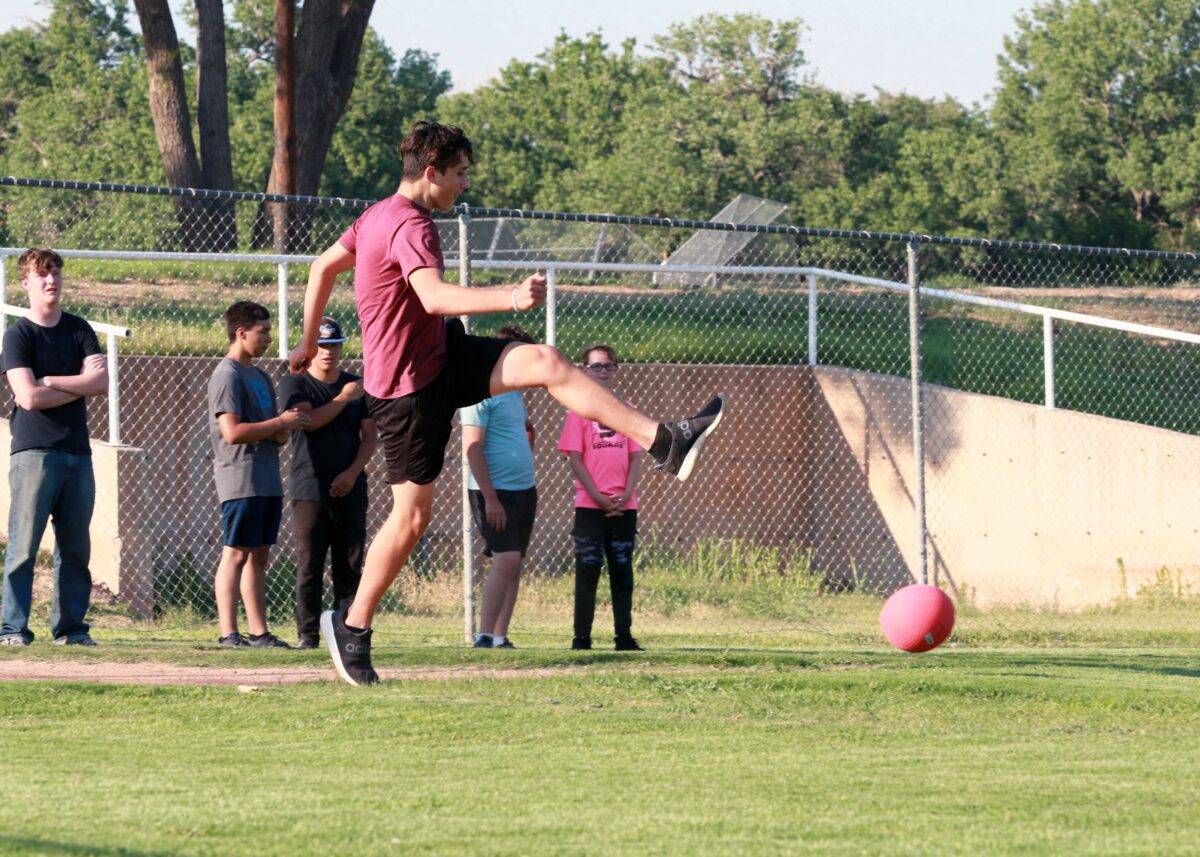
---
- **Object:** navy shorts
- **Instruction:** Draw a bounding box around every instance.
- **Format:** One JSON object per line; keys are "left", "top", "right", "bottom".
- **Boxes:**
{"left": 221, "top": 496, "right": 283, "bottom": 548}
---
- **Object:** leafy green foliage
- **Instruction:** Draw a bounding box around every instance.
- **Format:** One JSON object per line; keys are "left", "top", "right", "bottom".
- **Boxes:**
{"left": 7, "top": 3, "right": 1200, "bottom": 251}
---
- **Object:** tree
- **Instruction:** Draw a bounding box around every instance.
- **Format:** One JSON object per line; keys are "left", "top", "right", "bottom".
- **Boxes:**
{"left": 0, "top": 2, "right": 168, "bottom": 249}
{"left": 992, "top": 0, "right": 1200, "bottom": 248}
{"left": 437, "top": 33, "right": 671, "bottom": 209}
{"left": 250, "top": 0, "right": 375, "bottom": 249}
{"left": 321, "top": 35, "right": 451, "bottom": 200}
{"left": 132, "top": 0, "right": 238, "bottom": 248}
{"left": 564, "top": 15, "right": 841, "bottom": 221}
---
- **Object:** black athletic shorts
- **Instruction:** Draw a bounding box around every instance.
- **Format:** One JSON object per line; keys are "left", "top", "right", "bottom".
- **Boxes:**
{"left": 469, "top": 487, "right": 538, "bottom": 558}
{"left": 366, "top": 318, "right": 510, "bottom": 485}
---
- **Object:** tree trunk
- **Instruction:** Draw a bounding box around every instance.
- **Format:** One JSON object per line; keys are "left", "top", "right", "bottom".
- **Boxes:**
{"left": 133, "top": 0, "right": 207, "bottom": 250}
{"left": 253, "top": 0, "right": 376, "bottom": 250}
{"left": 273, "top": 0, "right": 296, "bottom": 253}
{"left": 1132, "top": 188, "right": 1156, "bottom": 223}
{"left": 196, "top": 0, "right": 238, "bottom": 250}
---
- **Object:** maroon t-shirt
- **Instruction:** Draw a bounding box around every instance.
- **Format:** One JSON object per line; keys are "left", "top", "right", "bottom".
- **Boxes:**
{"left": 338, "top": 194, "right": 447, "bottom": 399}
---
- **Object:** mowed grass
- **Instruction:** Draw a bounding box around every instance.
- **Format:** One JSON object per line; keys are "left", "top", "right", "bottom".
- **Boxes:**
{"left": 3, "top": 647, "right": 1200, "bottom": 854}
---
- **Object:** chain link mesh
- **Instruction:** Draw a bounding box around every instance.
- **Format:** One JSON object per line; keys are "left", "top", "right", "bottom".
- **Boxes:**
{"left": 2, "top": 180, "right": 1199, "bottom": 647}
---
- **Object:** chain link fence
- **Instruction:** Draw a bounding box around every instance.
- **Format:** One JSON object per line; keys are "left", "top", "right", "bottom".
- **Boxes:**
{"left": 2, "top": 177, "right": 1199, "bottom": 648}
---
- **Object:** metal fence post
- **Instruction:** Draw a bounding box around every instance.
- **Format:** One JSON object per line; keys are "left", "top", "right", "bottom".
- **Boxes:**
{"left": 588, "top": 222, "right": 608, "bottom": 282}
{"left": 0, "top": 252, "right": 7, "bottom": 353}
{"left": 807, "top": 273, "right": 818, "bottom": 366}
{"left": 545, "top": 266, "right": 557, "bottom": 348}
{"left": 1043, "top": 314, "right": 1056, "bottom": 409}
{"left": 907, "top": 242, "right": 928, "bottom": 586}
{"left": 486, "top": 217, "right": 504, "bottom": 262}
{"left": 107, "top": 333, "right": 121, "bottom": 445}
{"left": 277, "top": 261, "right": 289, "bottom": 359}
{"left": 458, "top": 212, "right": 477, "bottom": 643}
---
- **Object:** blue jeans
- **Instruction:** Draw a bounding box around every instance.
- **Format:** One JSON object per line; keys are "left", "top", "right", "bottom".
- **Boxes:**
{"left": 2, "top": 450, "right": 95, "bottom": 642}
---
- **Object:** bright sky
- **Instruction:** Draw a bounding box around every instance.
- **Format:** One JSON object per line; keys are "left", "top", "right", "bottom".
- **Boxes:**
{"left": 2, "top": 0, "right": 1033, "bottom": 106}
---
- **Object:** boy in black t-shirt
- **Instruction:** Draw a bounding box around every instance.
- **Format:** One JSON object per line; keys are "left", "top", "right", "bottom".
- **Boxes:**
{"left": 1, "top": 249, "right": 109, "bottom": 646}
{"left": 277, "top": 317, "right": 377, "bottom": 648}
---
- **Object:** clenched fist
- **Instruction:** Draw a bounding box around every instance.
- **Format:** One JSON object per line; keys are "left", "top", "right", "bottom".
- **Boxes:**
{"left": 513, "top": 273, "right": 547, "bottom": 311}
{"left": 288, "top": 341, "right": 316, "bottom": 374}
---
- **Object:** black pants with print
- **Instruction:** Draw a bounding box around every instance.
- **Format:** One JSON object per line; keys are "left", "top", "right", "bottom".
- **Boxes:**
{"left": 572, "top": 508, "right": 638, "bottom": 640}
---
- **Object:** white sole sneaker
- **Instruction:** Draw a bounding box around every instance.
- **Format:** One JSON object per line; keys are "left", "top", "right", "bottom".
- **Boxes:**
{"left": 320, "top": 609, "right": 359, "bottom": 687}
{"left": 676, "top": 394, "right": 725, "bottom": 482}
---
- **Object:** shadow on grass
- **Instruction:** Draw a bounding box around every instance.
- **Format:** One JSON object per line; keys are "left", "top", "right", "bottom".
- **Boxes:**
{"left": 0, "top": 836, "right": 173, "bottom": 857}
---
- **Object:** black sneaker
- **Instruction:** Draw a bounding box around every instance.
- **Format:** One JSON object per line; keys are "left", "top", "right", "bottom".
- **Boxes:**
{"left": 494, "top": 638, "right": 515, "bottom": 649}
{"left": 296, "top": 633, "right": 320, "bottom": 650}
{"left": 52, "top": 634, "right": 97, "bottom": 647}
{"left": 320, "top": 608, "right": 378, "bottom": 686}
{"left": 218, "top": 632, "right": 250, "bottom": 648}
{"left": 571, "top": 637, "right": 592, "bottom": 651}
{"left": 614, "top": 635, "right": 644, "bottom": 651}
{"left": 655, "top": 394, "right": 725, "bottom": 482}
{"left": 473, "top": 634, "right": 494, "bottom": 648}
{"left": 248, "top": 632, "right": 292, "bottom": 649}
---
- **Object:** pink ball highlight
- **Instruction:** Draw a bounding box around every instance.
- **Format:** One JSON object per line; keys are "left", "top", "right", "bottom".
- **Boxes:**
{"left": 879, "top": 584, "right": 955, "bottom": 652}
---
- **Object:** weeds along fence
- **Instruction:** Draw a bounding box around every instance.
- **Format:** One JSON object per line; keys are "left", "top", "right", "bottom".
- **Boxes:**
{"left": 2, "top": 176, "right": 1200, "bottom": 647}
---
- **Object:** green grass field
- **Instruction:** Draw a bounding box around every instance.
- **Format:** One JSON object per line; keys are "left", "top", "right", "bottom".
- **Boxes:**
{"left": 4, "top": 643, "right": 1200, "bottom": 854}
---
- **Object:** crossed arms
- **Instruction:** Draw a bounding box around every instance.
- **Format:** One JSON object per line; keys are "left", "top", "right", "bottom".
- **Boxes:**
{"left": 5, "top": 354, "right": 107, "bottom": 411}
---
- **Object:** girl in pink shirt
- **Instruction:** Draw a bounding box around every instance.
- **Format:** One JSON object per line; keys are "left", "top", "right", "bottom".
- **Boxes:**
{"left": 557, "top": 344, "right": 643, "bottom": 651}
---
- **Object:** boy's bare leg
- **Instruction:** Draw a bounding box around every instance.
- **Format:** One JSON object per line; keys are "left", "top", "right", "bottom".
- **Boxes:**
{"left": 346, "top": 480, "right": 437, "bottom": 629}
{"left": 240, "top": 546, "right": 271, "bottom": 636}
{"left": 493, "top": 557, "right": 522, "bottom": 638}
{"left": 489, "top": 344, "right": 659, "bottom": 449}
{"left": 479, "top": 552, "right": 521, "bottom": 636}
{"left": 215, "top": 546, "right": 248, "bottom": 636}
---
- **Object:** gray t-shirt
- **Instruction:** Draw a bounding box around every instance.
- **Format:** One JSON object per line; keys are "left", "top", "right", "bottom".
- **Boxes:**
{"left": 207, "top": 357, "right": 282, "bottom": 503}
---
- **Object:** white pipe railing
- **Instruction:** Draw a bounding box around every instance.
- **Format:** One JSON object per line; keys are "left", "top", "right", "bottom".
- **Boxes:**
{"left": 277, "top": 262, "right": 289, "bottom": 360}
{"left": 7, "top": 246, "right": 1200, "bottom": 414}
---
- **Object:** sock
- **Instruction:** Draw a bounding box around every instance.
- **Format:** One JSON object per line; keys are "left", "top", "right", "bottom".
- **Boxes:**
{"left": 492, "top": 635, "right": 507, "bottom": 647}
{"left": 248, "top": 632, "right": 268, "bottom": 641}
{"left": 648, "top": 423, "right": 672, "bottom": 462}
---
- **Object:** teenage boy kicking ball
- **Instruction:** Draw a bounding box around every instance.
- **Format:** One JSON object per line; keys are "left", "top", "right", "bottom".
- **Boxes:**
{"left": 290, "top": 121, "right": 724, "bottom": 686}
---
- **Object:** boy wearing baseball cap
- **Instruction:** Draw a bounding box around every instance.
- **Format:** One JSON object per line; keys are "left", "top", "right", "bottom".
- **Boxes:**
{"left": 277, "top": 316, "right": 377, "bottom": 648}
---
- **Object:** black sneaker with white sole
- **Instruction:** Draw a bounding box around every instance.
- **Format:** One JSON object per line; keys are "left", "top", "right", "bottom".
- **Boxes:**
{"left": 52, "top": 634, "right": 97, "bottom": 647}
{"left": 320, "top": 607, "right": 378, "bottom": 686}
{"left": 296, "top": 633, "right": 320, "bottom": 650}
{"left": 654, "top": 394, "right": 725, "bottom": 482}
{"left": 247, "top": 632, "right": 291, "bottom": 649}
{"left": 473, "top": 634, "right": 494, "bottom": 648}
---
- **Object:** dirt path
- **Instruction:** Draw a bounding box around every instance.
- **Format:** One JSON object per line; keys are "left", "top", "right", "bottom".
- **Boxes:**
{"left": 0, "top": 660, "right": 590, "bottom": 687}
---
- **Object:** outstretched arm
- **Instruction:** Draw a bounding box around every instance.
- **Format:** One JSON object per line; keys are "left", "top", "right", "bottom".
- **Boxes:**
{"left": 409, "top": 268, "right": 546, "bottom": 318}
{"left": 289, "top": 242, "right": 356, "bottom": 373}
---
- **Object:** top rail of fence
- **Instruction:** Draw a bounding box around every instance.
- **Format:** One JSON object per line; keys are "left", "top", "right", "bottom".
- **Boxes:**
{"left": 0, "top": 302, "right": 131, "bottom": 338}
{"left": 6, "top": 175, "right": 1200, "bottom": 262}
{"left": 3, "top": 246, "right": 1197, "bottom": 348}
